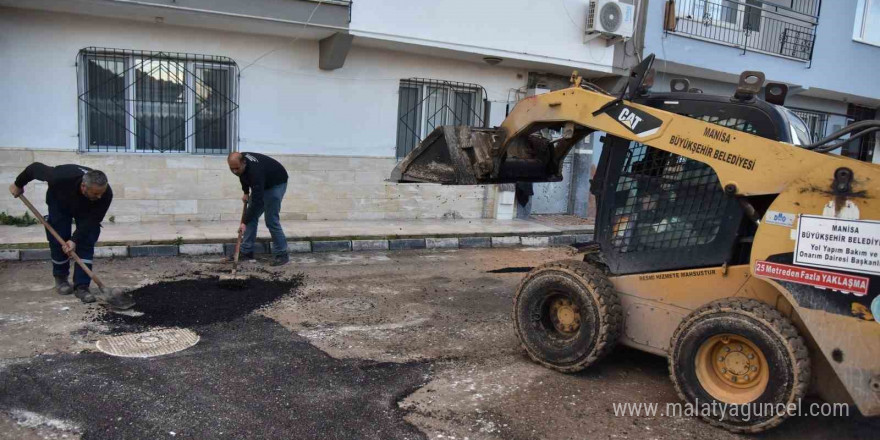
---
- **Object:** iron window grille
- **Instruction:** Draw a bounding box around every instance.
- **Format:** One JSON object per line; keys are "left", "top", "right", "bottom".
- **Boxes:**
{"left": 789, "top": 108, "right": 828, "bottom": 141}
{"left": 77, "top": 48, "right": 239, "bottom": 154}
{"left": 396, "top": 78, "right": 487, "bottom": 159}
{"left": 666, "top": 0, "right": 820, "bottom": 62}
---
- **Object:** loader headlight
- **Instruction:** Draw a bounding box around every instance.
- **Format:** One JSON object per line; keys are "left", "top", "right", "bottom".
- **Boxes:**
{"left": 872, "top": 296, "right": 880, "bottom": 324}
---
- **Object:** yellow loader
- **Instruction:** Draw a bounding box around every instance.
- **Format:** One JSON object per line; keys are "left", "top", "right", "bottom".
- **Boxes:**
{"left": 391, "top": 55, "right": 880, "bottom": 432}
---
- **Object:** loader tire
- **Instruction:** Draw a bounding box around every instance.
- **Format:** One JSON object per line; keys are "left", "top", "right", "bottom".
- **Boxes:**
{"left": 513, "top": 260, "right": 622, "bottom": 373}
{"left": 669, "top": 298, "right": 811, "bottom": 433}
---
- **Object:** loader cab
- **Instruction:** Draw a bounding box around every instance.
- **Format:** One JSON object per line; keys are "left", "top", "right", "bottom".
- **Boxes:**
{"left": 592, "top": 92, "right": 795, "bottom": 275}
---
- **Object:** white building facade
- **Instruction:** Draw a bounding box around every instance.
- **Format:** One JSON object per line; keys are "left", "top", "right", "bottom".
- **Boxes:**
{"left": 0, "top": 0, "right": 629, "bottom": 222}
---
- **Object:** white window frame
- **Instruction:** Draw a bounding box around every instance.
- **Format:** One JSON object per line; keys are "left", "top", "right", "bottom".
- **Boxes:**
{"left": 78, "top": 51, "right": 238, "bottom": 154}
{"left": 854, "top": 0, "right": 880, "bottom": 47}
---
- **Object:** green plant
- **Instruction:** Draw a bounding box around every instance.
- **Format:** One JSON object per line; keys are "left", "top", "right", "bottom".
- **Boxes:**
{"left": 0, "top": 211, "right": 40, "bottom": 227}
{"left": 173, "top": 236, "right": 184, "bottom": 246}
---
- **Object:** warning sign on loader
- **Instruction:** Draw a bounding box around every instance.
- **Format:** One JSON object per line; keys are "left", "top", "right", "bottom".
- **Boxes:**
{"left": 794, "top": 215, "right": 880, "bottom": 276}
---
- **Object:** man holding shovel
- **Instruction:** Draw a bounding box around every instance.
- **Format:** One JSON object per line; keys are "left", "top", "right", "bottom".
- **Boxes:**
{"left": 9, "top": 163, "right": 113, "bottom": 304}
{"left": 227, "top": 152, "right": 289, "bottom": 266}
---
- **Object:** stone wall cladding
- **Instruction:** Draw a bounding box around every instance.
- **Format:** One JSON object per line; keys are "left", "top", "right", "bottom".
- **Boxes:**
{"left": 0, "top": 150, "right": 494, "bottom": 222}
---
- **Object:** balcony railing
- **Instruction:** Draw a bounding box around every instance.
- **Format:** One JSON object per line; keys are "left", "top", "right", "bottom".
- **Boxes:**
{"left": 665, "top": 0, "right": 821, "bottom": 62}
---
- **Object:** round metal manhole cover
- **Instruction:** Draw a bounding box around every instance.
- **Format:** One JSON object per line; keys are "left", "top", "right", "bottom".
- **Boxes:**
{"left": 334, "top": 298, "right": 375, "bottom": 312}
{"left": 96, "top": 328, "right": 200, "bottom": 358}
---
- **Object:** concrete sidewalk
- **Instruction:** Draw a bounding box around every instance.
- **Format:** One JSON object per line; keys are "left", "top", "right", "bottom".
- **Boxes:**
{"left": 0, "top": 218, "right": 594, "bottom": 260}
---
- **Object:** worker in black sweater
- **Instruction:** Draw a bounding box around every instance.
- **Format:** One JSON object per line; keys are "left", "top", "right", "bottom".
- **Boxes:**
{"left": 227, "top": 152, "right": 290, "bottom": 266}
{"left": 10, "top": 163, "right": 112, "bottom": 303}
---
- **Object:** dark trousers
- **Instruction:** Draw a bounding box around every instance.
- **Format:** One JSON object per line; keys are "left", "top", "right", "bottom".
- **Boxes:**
{"left": 241, "top": 182, "right": 288, "bottom": 257}
{"left": 46, "top": 192, "right": 101, "bottom": 287}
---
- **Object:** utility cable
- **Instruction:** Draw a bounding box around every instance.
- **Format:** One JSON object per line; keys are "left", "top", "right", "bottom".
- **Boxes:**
{"left": 239, "top": 0, "right": 325, "bottom": 74}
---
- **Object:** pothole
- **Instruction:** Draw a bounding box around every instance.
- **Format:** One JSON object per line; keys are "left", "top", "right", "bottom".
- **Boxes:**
{"left": 96, "top": 328, "right": 199, "bottom": 358}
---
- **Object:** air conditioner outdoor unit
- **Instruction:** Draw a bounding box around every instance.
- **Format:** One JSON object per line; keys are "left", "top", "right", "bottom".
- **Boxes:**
{"left": 585, "top": 0, "right": 635, "bottom": 43}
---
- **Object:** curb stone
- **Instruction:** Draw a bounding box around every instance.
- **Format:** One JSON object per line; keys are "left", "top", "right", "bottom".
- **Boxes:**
{"left": 389, "top": 238, "right": 426, "bottom": 250}
{"left": 4, "top": 231, "right": 595, "bottom": 260}
{"left": 352, "top": 240, "right": 389, "bottom": 251}
{"left": 312, "top": 240, "right": 352, "bottom": 252}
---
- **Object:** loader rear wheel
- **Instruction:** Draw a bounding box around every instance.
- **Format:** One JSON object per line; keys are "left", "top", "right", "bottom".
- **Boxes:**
{"left": 513, "top": 260, "right": 622, "bottom": 373}
{"left": 669, "top": 298, "right": 811, "bottom": 433}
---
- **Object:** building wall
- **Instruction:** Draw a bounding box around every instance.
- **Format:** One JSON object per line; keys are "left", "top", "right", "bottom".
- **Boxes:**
{"left": 644, "top": 0, "right": 880, "bottom": 102}
{"left": 0, "top": 149, "right": 493, "bottom": 222}
{"left": 0, "top": 8, "right": 527, "bottom": 155}
{"left": 350, "top": 0, "right": 616, "bottom": 73}
{"left": 0, "top": 8, "right": 530, "bottom": 221}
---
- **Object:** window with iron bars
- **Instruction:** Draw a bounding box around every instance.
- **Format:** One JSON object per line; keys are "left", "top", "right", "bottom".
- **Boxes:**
{"left": 396, "top": 79, "right": 487, "bottom": 159}
{"left": 789, "top": 108, "right": 828, "bottom": 141}
{"left": 77, "top": 48, "right": 239, "bottom": 154}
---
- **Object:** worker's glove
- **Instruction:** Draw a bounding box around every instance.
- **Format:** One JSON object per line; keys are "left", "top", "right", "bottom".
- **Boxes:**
{"left": 8, "top": 184, "right": 23, "bottom": 198}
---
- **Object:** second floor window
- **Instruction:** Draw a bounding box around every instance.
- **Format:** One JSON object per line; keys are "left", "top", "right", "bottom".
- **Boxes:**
{"left": 396, "top": 79, "right": 486, "bottom": 159}
{"left": 77, "top": 48, "right": 239, "bottom": 154}
{"left": 854, "top": 0, "right": 880, "bottom": 46}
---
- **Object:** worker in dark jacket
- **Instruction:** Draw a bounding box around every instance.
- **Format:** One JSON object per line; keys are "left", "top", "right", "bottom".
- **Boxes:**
{"left": 9, "top": 163, "right": 112, "bottom": 303}
{"left": 227, "top": 152, "right": 289, "bottom": 266}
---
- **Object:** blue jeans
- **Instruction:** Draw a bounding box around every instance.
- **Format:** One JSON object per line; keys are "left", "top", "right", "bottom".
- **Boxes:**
{"left": 241, "top": 182, "right": 288, "bottom": 257}
{"left": 46, "top": 191, "right": 101, "bottom": 287}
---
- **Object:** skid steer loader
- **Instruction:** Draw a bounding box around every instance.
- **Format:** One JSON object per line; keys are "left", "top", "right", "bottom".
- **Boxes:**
{"left": 391, "top": 55, "right": 880, "bottom": 433}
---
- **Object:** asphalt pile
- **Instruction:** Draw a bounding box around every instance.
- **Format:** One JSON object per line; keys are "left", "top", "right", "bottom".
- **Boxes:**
{"left": 95, "top": 274, "right": 304, "bottom": 329}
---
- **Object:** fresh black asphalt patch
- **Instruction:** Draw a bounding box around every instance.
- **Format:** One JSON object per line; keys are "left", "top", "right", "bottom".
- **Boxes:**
{"left": 94, "top": 275, "right": 305, "bottom": 330}
{"left": 0, "top": 316, "right": 430, "bottom": 440}
{"left": 0, "top": 276, "right": 431, "bottom": 439}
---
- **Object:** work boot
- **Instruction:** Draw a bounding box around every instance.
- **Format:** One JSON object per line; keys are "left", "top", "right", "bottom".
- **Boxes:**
{"left": 271, "top": 253, "right": 290, "bottom": 267}
{"left": 73, "top": 285, "right": 96, "bottom": 304}
{"left": 226, "top": 252, "right": 255, "bottom": 263}
{"left": 54, "top": 275, "right": 73, "bottom": 296}
{"left": 104, "top": 291, "right": 136, "bottom": 310}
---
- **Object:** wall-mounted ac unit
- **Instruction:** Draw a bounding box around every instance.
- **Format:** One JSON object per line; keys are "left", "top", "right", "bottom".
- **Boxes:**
{"left": 585, "top": 0, "right": 635, "bottom": 43}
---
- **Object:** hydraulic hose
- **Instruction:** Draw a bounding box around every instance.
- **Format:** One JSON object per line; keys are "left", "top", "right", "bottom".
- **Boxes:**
{"left": 813, "top": 126, "right": 880, "bottom": 153}
{"left": 803, "top": 120, "right": 880, "bottom": 150}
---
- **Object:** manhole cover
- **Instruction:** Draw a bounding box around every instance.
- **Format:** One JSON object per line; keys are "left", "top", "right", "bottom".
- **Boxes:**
{"left": 96, "top": 328, "right": 199, "bottom": 358}
{"left": 335, "top": 298, "right": 375, "bottom": 312}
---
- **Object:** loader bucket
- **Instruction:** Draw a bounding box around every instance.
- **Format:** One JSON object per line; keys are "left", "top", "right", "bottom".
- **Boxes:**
{"left": 390, "top": 125, "right": 570, "bottom": 184}
{"left": 390, "top": 126, "right": 492, "bottom": 185}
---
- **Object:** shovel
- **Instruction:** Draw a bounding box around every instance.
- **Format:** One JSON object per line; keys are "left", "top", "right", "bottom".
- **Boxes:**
{"left": 219, "top": 199, "right": 248, "bottom": 283}
{"left": 18, "top": 194, "right": 135, "bottom": 310}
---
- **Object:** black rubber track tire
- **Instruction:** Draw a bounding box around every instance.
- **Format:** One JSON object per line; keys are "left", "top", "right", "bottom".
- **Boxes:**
{"left": 513, "top": 260, "right": 623, "bottom": 373}
{"left": 668, "top": 298, "right": 811, "bottom": 433}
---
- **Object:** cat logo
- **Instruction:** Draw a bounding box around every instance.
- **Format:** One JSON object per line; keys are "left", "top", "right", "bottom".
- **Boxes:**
{"left": 618, "top": 108, "right": 643, "bottom": 131}
{"left": 607, "top": 104, "right": 663, "bottom": 137}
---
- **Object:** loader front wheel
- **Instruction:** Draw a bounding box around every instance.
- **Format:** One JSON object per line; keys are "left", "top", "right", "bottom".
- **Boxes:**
{"left": 669, "top": 298, "right": 811, "bottom": 433}
{"left": 513, "top": 260, "right": 622, "bottom": 373}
